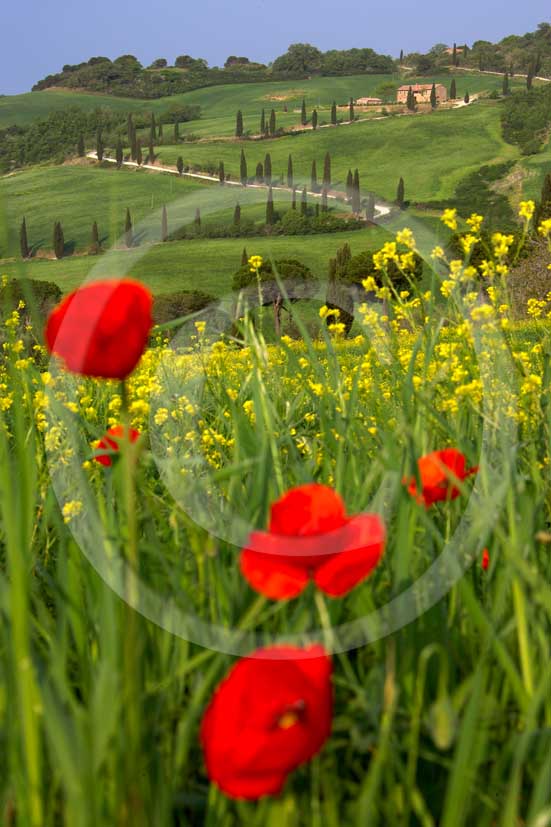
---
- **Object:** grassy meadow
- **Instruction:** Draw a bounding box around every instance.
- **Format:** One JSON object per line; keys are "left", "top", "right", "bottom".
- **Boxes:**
{"left": 2, "top": 63, "right": 551, "bottom": 826}
{"left": 142, "top": 103, "right": 517, "bottom": 203}
{"left": 0, "top": 71, "right": 529, "bottom": 131}
{"left": 2, "top": 212, "right": 551, "bottom": 824}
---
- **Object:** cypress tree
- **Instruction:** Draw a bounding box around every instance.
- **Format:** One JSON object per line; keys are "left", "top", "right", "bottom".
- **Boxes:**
{"left": 174, "top": 121, "right": 180, "bottom": 142}
{"left": 527, "top": 68, "right": 534, "bottom": 90}
{"left": 236, "top": 110, "right": 244, "bottom": 137}
{"left": 452, "top": 43, "right": 457, "bottom": 66}
{"left": 219, "top": 160, "right": 225, "bottom": 185}
{"left": 136, "top": 139, "right": 143, "bottom": 166}
{"left": 194, "top": 208, "right": 201, "bottom": 228}
{"left": 255, "top": 162, "right": 264, "bottom": 183}
{"left": 321, "top": 188, "right": 328, "bottom": 213}
{"left": 430, "top": 83, "right": 437, "bottom": 109}
{"left": 291, "top": 187, "right": 297, "bottom": 210}
{"left": 130, "top": 129, "right": 138, "bottom": 161}
{"left": 352, "top": 169, "right": 361, "bottom": 214}
{"left": 407, "top": 87, "right": 415, "bottom": 111}
{"left": 464, "top": 91, "right": 470, "bottom": 104}
{"left": 266, "top": 186, "right": 274, "bottom": 225}
{"left": 91, "top": 221, "right": 100, "bottom": 254}
{"left": 503, "top": 72, "right": 510, "bottom": 96}
{"left": 116, "top": 138, "right": 123, "bottom": 168}
{"left": 315, "top": 203, "right": 320, "bottom": 218}
{"left": 331, "top": 101, "right": 337, "bottom": 125}
{"left": 323, "top": 152, "right": 331, "bottom": 188}
{"left": 311, "top": 160, "right": 318, "bottom": 192}
{"left": 535, "top": 173, "right": 551, "bottom": 225}
{"left": 240, "top": 149, "right": 248, "bottom": 185}
{"left": 176, "top": 156, "right": 184, "bottom": 175}
{"left": 161, "top": 205, "right": 168, "bottom": 242}
{"left": 349, "top": 98, "right": 355, "bottom": 121}
{"left": 301, "top": 187, "right": 308, "bottom": 216}
{"left": 241, "top": 247, "right": 248, "bottom": 266}
{"left": 158, "top": 121, "right": 163, "bottom": 140}
{"left": 260, "top": 109, "right": 266, "bottom": 135}
{"left": 450, "top": 79, "right": 457, "bottom": 100}
{"left": 346, "top": 169, "right": 354, "bottom": 201}
{"left": 127, "top": 114, "right": 134, "bottom": 145}
{"left": 269, "top": 109, "right": 276, "bottom": 135}
{"left": 400, "top": 49, "right": 404, "bottom": 64}
{"left": 234, "top": 204, "right": 242, "bottom": 226}
{"left": 125, "top": 209, "right": 133, "bottom": 248}
{"left": 53, "top": 221, "right": 64, "bottom": 259}
{"left": 77, "top": 133, "right": 85, "bottom": 157}
{"left": 151, "top": 113, "right": 157, "bottom": 141}
{"left": 264, "top": 153, "right": 272, "bottom": 186}
{"left": 96, "top": 131, "right": 104, "bottom": 162}
{"left": 312, "top": 109, "right": 318, "bottom": 130}
{"left": 19, "top": 217, "right": 29, "bottom": 259}
{"left": 366, "top": 193, "right": 376, "bottom": 222}
{"left": 301, "top": 99, "right": 307, "bottom": 126}
{"left": 397, "top": 177, "right": 405, "bottom": 209}
{"left": 287, "top": 154, "right": 294, "bottom": 189}
{"left": 149, "top": 139, "right": 155, "bottom": 164}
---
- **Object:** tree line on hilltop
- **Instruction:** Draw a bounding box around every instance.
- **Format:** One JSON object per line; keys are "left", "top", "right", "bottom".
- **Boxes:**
{"left": 31, "top": 44, "right": 395, "bottom": 99}
{"left": 403, "top": 22, "right": 551, "bottom": 78}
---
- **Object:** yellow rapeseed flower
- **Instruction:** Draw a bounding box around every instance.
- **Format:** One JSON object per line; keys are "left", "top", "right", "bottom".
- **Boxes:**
{"left": 518, "top": 200, "right": 535, "bottom": 221}
{"left": 441, "top": 208, "right": 458, "bottom": 231}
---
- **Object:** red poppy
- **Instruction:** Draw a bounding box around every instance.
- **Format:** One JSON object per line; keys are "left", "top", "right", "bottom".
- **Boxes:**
{"left": 200, "top": 644, "right": 332, "bottom": 800}
{"left": 45, "top": 279, "right": 153, "bottom": 379}
{"left": 94, "top": 425, "right": 140, "bottom": 467}
{"left": 240, "top": 484, "right": 385, "bottom": 600}
{"left": 404, "top": 449, "right": 478, "bottom": 508}
{"left": 481, "top": 548, "right": 490, "bottom": 571}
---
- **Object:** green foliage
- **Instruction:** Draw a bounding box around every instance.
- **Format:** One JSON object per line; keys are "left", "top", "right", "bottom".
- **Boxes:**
{"left": 152, "top": 289, "right": 215, "bottom": 325}
{"left": 125, "top": 207, "right": 133, "bottom": 247}
{"left": 235, "top": 110, "right": 243, "bottom": 138}
{"left": 0, "top": 104, "right": 199, "bottom": 173}
{"left": 19, "top": 217, "right": 29, "bottom": 259}
{"left": 232, "top": 256, "right": 317, "bottom": 301}
{"left": 502, "top": 84, "right": 551, "bottom": 154}
{"left": 90, "top": 220, "right": 100, "bottom": 254}
{"left": 272, "top": 42, "right": 394, "bottom": 75}
{"left": 53, "top": 220, "right": 64, "bottom": 259}
{"left": 397, "top": 177, "right": 405, "bottom": 208}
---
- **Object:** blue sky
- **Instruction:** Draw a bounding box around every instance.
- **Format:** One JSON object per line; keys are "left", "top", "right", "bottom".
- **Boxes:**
{"left": 2, "top": 1, "right": 550, "bottom": 94}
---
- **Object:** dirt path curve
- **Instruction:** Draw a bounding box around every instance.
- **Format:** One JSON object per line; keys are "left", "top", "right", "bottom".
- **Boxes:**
{"left": 86, "top": 152, "right": 392, "bottom": 219}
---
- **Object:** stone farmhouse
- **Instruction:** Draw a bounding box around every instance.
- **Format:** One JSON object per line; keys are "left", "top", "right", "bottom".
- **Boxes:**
{"left": 396, "top": 84, "right": 448, "bottom": 104}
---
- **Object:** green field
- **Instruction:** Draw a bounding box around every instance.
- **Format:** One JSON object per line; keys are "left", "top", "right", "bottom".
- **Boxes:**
{"left": 0, "top": 71, "right": 528, "bottom": 132}
{"left": 0, "top": 227, "right": 392, "bottom": 295}
{"left": 0, "top": 164, "right": 205, "bottom": 256}
{"left": 149, "top": 102, "right": 517, "bottom": 203}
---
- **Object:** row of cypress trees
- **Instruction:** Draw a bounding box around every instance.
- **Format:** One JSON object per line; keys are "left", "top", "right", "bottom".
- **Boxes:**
{"left": 236, "top": 97, "right": 355, "bottom": 139}
{"left": 17, "top": 207, "right": 172, "bottom": 259}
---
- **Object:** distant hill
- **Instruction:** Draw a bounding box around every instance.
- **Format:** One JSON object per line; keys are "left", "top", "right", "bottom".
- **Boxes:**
{"left": 31, "top": 45, "right": 395, "bottom": 100}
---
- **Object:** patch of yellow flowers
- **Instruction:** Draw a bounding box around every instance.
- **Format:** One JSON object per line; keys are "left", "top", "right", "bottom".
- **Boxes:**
{"left": 1, "top": 205, "right": 551, "bottom": 479}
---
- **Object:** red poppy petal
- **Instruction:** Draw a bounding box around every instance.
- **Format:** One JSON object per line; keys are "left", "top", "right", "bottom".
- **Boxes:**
{"left": 314, "top": 514, "right": 386, "bottom": 598}
{"left": 269, "top": 484, "right": 348, "bottom": 537}
{"left": 240, "top": 544, "right": 309, "bottom": 600}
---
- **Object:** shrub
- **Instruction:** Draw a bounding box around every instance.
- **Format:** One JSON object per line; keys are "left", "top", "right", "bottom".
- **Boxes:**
{"left": 152, "top": 290, "right": 217, "bottom": 326}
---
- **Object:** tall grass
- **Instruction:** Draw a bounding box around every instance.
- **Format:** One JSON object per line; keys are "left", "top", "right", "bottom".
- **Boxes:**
{"left": 1, "top": 221, "right": 551, "bottom": 826}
